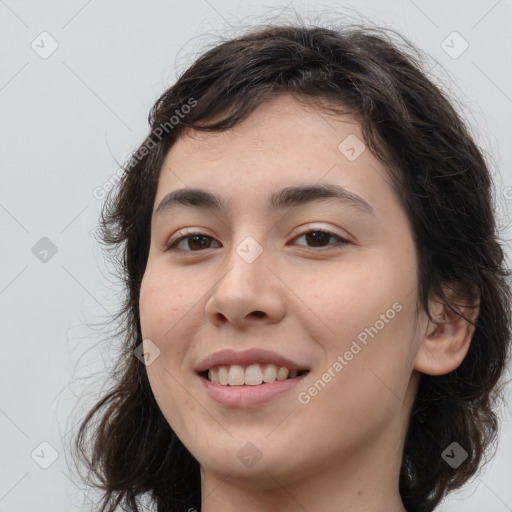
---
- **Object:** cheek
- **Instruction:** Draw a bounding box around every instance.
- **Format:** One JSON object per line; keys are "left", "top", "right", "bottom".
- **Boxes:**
{"left": 297, "top": 250, "right": 418, "bottom": 389}
{"left": 298, "top": 255, "right": 411, "bottom": 340}
{"left": 139, "top": 269, "right": 196, "bottom": 431}
{"left": 139, "top": 262, "right": 208, "bottom": 379}
{"left": 139, "top": 264, "right": 187, "bottom": 338}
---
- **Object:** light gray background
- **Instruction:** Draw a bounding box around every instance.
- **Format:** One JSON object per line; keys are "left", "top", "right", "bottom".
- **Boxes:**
{"left": 1, "top": 1, "right": 511, "bottom": 511}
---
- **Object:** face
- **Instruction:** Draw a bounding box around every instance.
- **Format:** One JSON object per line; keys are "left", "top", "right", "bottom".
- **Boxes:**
{"left": 139, "top": 94, "right": 427, "bottom": 488}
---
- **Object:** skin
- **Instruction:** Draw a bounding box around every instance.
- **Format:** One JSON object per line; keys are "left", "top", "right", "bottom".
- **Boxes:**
{"left": 139, "top": 94, "right": 478, "bottom": 512}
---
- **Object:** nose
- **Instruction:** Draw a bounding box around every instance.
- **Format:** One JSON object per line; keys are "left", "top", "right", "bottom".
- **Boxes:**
{"left": 204, "top": 239, "right": 286, "bottom": 328}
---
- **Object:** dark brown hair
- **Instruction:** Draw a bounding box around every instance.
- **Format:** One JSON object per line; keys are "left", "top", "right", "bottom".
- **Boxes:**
{"left": 72, "top": 23, "right": 512, "bottom": 512}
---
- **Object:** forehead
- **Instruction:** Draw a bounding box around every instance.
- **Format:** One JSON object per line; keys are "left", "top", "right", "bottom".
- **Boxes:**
{"left": 154, "top": 94, "right": 397, "bottom": 218}
{"left": 167, "top": 95, "right": 362, "bottom": 164}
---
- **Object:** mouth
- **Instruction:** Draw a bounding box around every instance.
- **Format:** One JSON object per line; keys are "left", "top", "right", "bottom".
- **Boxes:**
{"left": 194, "top": 348, "right": 311, "bottom": 406}
{"left": 198, "top": 364, "right": 310, "bottom": 386}
{"left": 197, "top": 365, "right": 310, "bottom": 407}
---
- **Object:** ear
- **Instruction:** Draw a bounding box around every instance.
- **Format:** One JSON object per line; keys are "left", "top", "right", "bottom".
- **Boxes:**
{"left": 414, "top": 281, "right": 480, "bottom": 376}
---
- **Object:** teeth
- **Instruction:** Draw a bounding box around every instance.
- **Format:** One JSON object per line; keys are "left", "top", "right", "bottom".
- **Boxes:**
{"left": 207, "top": 364, "right": 303, "bottom": 386}
{"left": 218, "top": 366, "right": 228, "bottom": 385}
{"left": 228, "top": 365, "right": 245, "bottom": 385}
{"left": 262, "top": 364, "right": 277, "bottom": 382}
{"left": 245, "top": 364, "right": 263, "bottom": 385}
{"left": 276, "top": 367, "right": 289, "bottom": 380}
{"left": 209, "top": 367, "right": 219, "bottom": 383}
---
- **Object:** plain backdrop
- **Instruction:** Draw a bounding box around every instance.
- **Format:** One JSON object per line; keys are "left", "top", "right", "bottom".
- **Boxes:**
{"left": 1, "top": 1, "right": 511, "bottom": 511}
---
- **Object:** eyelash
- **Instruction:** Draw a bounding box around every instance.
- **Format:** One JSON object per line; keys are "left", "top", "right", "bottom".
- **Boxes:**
{"left": 165, "top": 228, "right": 349, "bottom": 254}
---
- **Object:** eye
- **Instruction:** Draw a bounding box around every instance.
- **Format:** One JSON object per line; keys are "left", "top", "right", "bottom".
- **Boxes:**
{"left": 166, "top": 232, "right": 221, "bottom": 252}
{"left": 166, "top": 228, "right": 349, "bottom": 254}
{"left": 290, "top": 229, "right": 349, "bottom": 250}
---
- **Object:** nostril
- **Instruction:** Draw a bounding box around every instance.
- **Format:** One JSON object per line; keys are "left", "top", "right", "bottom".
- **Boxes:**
{"left": 251, "top": 311, "right": 265, "bottom": 318}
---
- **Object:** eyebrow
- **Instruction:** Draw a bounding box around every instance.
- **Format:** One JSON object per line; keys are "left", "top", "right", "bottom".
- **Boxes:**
{"left": 154, "top": 183, "right": 375, "bottom": 217}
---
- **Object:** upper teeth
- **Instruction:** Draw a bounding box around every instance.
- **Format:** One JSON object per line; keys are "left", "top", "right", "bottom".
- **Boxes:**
{"left": 208, "top": 364, "right": 299, "bottom": 386}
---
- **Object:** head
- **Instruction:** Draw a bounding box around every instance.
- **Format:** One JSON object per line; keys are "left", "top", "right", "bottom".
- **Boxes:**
{"left": 74, "top": 23, "right": 512, "bottom": 512}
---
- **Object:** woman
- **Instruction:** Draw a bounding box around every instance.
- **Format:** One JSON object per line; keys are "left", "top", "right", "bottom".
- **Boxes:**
{"left": 73, "top": 23, "right": 512, "bottom": 512}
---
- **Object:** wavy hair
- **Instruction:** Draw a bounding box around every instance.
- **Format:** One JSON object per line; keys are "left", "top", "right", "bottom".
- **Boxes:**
{"left": 72, "top": 23, "right": 512, "bottom": 512}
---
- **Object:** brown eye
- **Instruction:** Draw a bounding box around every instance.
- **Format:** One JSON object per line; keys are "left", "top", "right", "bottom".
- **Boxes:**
{"left": 304, "top": 231, "right": 332, "bottom": 247}
{"left": 166, "top": 229, "right": 348, "bottom": 254}
{"left": 293, "top": 230, "right": 348, "bottom": 249}
{"left": 184, "top": 235, "right": 213, "bottom": 251}
{"left": 167, "top": 233, "right": 221, "bottom": 252}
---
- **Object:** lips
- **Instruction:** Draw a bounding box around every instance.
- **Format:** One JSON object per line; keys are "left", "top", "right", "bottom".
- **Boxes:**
{"left": 195, "top": 348, "right": 310, "bottom": 374}
{"left": 195, "top": 348, "right": 311, "bottom": 407}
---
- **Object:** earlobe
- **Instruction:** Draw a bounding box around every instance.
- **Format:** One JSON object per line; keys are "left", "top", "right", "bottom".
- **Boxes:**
{"left": 414, "top": 282, "right": 480, "bottom": 376}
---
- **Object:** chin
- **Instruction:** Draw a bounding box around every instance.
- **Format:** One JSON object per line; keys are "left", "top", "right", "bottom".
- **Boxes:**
{"left": 192, "top": 435, "right": 309, "bottom": 484}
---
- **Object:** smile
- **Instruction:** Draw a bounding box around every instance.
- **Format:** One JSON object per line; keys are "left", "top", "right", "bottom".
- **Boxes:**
{"left": 204, "top": 363, "right": 309, "bottom": 386}
{"left": 195, "top": 347, "right": 311, "bottom": 407}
